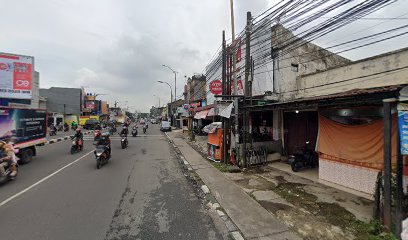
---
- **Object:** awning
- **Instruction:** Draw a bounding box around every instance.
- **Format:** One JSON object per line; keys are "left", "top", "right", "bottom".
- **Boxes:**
{"left": 194, "top": 110, "right": 209, "bottom": 119}
{"left": 207, "top": 108, "right": 215, "bottom": 117}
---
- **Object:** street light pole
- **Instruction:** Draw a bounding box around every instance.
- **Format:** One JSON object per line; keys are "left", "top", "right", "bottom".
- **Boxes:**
{"left": 162, "top": 64, "right": 177, "bottom": 102}
{"left": 157, "top": 81, "right": 173, "bottom": 103}
{"left": 153, "top": 94, "right": 161, "bottom": 108}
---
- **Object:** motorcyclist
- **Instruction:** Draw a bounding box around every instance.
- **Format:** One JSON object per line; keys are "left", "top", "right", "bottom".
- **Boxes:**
{"left": 120, "top": 126, "right": 129, "bottom": 137}
{"left": 95, "top": 122, "right": 102, "bottom": 130}
{"left": 64, "top": 122, "right": 69, "bottom": 131}
{"left": 0, "top": 141, "right": 18, "bottom": 177}
{"left": 71, "top": 121, "right": 78, "bottom": 130}
{"left": 73, "top": 128, "right": 84, "bottom": 150}
{"left": 96, "top": 133, "right": 111, "bottom": 156}
{"left": 50, "top": 124, "right": 57, "bottom": 133}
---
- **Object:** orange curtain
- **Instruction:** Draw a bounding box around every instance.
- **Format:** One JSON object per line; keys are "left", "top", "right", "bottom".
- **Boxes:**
{"left": 318, "top": 115, "right": 397, "bottom": 170}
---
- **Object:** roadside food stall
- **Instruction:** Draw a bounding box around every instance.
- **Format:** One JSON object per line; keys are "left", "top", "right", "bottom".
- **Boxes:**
{"left": 203, "top": 122, "right": 222, "bottom": 161}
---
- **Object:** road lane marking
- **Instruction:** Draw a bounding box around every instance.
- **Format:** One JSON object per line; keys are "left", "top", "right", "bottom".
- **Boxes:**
{"left": 0, "top": 150, "right": 94, "bottom": 208}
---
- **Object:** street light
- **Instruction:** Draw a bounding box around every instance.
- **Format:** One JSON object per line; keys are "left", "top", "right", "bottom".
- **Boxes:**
{"left": 157, "top": 81, "right": 173, "bottom": 103}
{"left": 162, "top": 64, "right": 177, "bottom": 102}
{"left": 153, "top": 94, "right": 161, "bottom": 107}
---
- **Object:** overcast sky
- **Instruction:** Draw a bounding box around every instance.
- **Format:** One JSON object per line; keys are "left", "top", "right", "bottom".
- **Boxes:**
{"left": 1, "top": 0, "right": 408, "bottom": 112}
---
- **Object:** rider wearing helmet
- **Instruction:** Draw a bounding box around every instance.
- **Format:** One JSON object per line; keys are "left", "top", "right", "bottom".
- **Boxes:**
{"left": 97, "top": 133, "right": 111, "bottom": 156}
{"left": 73, "top": 128, "right": 84, "bottom": 149}
{"left": 120, "top": 125, "right": 129, "bottom": 137}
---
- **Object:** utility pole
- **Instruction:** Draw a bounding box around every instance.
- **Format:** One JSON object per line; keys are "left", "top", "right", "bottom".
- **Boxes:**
{"left": 383, "top": 98, "right": 395, "bottom": 231}
{"left": 222, "top": 30, "right": 227, "bottom": 164}
{"left": 230, "top": 0, "right": 239, "bottom": 165}
{"left": 243, "top": 11, "right": 252, "bottom": 167}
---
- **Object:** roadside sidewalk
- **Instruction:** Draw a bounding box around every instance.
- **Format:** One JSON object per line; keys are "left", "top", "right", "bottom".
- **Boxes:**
{"left": 167, "top": 131, "right": 301, "bottom": 240}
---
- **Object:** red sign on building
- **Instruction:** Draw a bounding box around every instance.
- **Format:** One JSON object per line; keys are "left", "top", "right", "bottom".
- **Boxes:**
{"left": 209, "top": 79, "right": 222, "bottom": 95}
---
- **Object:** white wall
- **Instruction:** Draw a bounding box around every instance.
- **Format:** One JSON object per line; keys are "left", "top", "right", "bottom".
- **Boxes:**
{"left": 295, "top": 48, "right": 408, "bottom": 99}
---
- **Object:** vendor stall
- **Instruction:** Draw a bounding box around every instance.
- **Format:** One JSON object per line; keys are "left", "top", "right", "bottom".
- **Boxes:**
{"left": 203, "top": 122, "right": 223, "bottom": 162}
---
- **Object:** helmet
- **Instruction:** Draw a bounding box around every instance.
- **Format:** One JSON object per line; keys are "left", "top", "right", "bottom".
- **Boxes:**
{"left": 123, "top": 126, "right": 127, "bottom": 129}
{"left": 76, "top": 128, "right": 82, "bottom": 132}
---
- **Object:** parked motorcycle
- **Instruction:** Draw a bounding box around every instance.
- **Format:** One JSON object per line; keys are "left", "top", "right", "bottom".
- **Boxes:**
{"left": 289, "top": 142, "right": 318, "bottom": 172}
{"left": 70, "top": 137, "right": 83, "bottom": 154}
{"left": 121, "top": 135, "right": 128, "bottom": 149}
{"left": 49, "top": 127, "right": 57, "bottom": 136}
{"left": 94, "top": 130, "right": 102, "bottom": 141}
{"left": 132, "top": 126, "right": 138, "bottom": 137}
{"left": 94, "top": 144, "right": 110, "bottom": 169}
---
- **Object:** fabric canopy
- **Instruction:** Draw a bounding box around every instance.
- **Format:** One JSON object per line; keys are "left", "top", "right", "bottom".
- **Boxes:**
{"left": 207, "top": 108, "right": 216, "bottom": 117}
{"left": 194, "top": 110, "right": 209, "bottom": 119}
{"left": 318, "top": 115, "right": 397, "bottom": 170}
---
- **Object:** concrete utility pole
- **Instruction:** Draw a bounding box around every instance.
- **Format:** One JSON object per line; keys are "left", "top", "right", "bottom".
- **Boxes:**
{"left": 243, "top": 11, "right": 252, "bottom": 167}
{"left": 230, "top": 0, "right": 239, "bottom": 163}
{"left": 222, "top": 30, "right": 227, "bottom": 164}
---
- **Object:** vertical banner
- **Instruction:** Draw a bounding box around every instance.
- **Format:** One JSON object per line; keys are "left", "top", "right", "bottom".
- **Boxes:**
{"left": 398, "top": 111, "right": 408, "bottom": 155}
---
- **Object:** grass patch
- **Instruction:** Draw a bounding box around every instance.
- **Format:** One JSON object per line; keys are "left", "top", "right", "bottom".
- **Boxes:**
{"left": 212, "top": 162, "right": 230, "bottom": 172}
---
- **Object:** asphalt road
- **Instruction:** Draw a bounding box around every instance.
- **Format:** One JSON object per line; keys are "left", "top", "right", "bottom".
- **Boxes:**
{"left": 0, "top": 125, "right": 225, "bottom": 240}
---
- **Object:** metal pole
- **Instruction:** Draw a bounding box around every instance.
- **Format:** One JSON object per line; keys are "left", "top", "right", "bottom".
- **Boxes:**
{"left": 383, "top": 99, "right": 394, "bottom": 231}
{"left": 222, "top": 30, "right": 227, "bottom": 164}
{"left": 230, "top": 0, "right": 239, "bottom": 165}
{"left": 174, "top": 72, "right": 177, "bottom": 102}
{"left": 396, "top": 112, "right": 404, "bottom": 238}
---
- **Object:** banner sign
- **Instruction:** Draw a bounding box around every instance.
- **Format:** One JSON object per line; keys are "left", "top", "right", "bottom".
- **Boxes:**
{"left": 0, "top": 108, "right": 46, "bottom": 144}
{"left": 209, "top": 79, "right": 222, "bottom": 95}
{"left": 0, "top": 53, "right": 34, "bottom": 99}
{"left": 398, "top": 111, "right": 408, "bottom": 155}
{"left": 85, "top": 101, "right": 95, "bottom": 110}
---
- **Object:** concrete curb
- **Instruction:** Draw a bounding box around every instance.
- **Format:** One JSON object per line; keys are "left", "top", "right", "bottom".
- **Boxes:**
{"left": 43, "top": 131, "right": 93, "bottom": 146}
{"left": 165, "top": 132, "right": 246, "bottom": 240}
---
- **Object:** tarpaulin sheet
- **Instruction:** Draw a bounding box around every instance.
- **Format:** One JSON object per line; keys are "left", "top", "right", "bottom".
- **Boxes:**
{"left": 194, "top": 110, "right": 209, "bottom": 119}
{"left": 318, "top": 115, "right": 397, "bottom": 170}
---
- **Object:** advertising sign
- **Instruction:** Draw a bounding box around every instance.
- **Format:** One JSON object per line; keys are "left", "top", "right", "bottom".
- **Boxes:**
{"left": 85, "top": 101, "right": 95, "bottom": 110}
{"left": 0, "top": 53, "right": 34, "bottom": 99}
{"left": 0, "top": 108, "right": 47, "bottom": 144}
{"left": 398, "top": 111, "right": 408, "bottom": 155}
{"left": 209, "top": 79, "right": 223, "bottom": 95}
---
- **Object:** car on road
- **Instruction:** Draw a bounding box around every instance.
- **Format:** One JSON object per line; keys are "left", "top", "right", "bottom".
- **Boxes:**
{"left": 151, "top": 119, "right": 157, "bottom": 124}
{"left": 160, "top": 121, "right": 171, "bottom": 132}
{"left": 83, "top": 119, "right": 100, "bottom": 130}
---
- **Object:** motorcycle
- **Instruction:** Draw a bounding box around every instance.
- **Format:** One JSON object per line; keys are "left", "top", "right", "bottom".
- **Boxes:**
{"left": 94, "top": 144, "right": 110, "bottom": 169}
{"left": 289, "top": 142, "right": 319, "bottom": 172}
{"left": 64, "top": 125, "right": 69, "bottom": 132}
{"left": 94, "top": 130, "right": 102, "bottom": 141}
{"left": 49, "top": 127, "right": 57, "bottom": 136}
{"left": 121, "top": 135, "right": 128, "bottom": 149}
{"left": 132, "top": 126, "right": 138, "bottom": 137}
{"left": 70, "top": 137, "right": 83, "bottom": 154}
{"left": 143, "top": 125, "right": 147, "bottom": 134}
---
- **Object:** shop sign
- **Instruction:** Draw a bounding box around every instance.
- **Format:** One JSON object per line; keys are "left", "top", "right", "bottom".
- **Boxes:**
{"left": 190, "top": 102, "right": 201, "bottom": 108}
{"left": 209, "top": 79, "right": 222, "bottom": 95}
{"left": 398, "top": 110, "right": 408, "bottom": 155}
